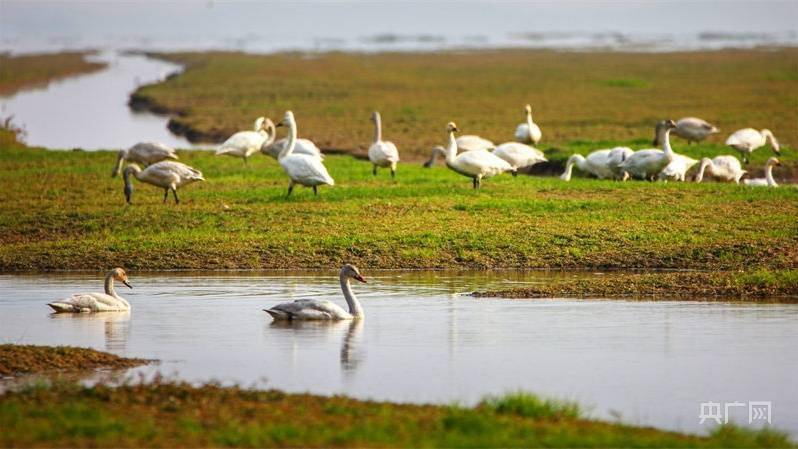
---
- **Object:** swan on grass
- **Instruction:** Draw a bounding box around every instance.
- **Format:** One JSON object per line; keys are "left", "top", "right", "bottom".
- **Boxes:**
{"left": 216, "top": 117, "right": 272, "bottom": 164}
{"left": 560, "top": 147, "right": 634, "bottom": 181}
{"left": 743, "top": 157, "right": 781, "bottom": 187}
{"left": 123, "top": 161, "right": 204, "bottom": 204}
{"left": 276, "top": 111, "right": 334, "bottom": 197}
{"left": 423, "top": 135, "right": 495, "bottom": 167}
{"left": 658, "top": 154, "right": 699, "bottom": 182}
{"left": 260, "top": 117, "right": 324, "bottom": 160}
{"left": 514, "top": 104, "right": 542, "bottom": 145}
{"left": 665, "top": 117, "right": 719, "bottom": 145}
{"left": 48, "top": 268, "right": 132, "bottom": 313}
{"left": 431, "top": 122, "right": 512, "bottom": 189}
{"left": 368, "top": 111, "right": 400, "bottom": 178}
{"left": 111, "top": 142, "right": 178, "bottom": 177}
{"left": 265, "top": 264, "right": 367, "bottom": 320}
{"left": 619, "top": 120, "right": 677, "bottom": 180}
{"left": 694, "top": 155, "right": 746, "bottom": 184}
{"left": 492, "top": 142, "right": 546, "bottom": 175}
{"left": 726, "top": 128, "right": 781, "bottom": 164}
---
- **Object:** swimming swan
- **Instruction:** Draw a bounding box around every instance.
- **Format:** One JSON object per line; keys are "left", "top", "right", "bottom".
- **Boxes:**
{"left": 260, "top": 117, "right": 324, "bottom": 160}
{"left": 665, "top": 117, "right": 719, "bottom": 145}
{"left": 276, "top": 111, "right": 334, "bottom": 197}
{"left": 216, "top": 117, "right": 271, "bottom": 164}
{"left": 514, "top": 104, "right": 542, "bottom": 145}
{"left": 48, "top": 268, "right": 132, "bottom": 313}
{"left": 111, "top": 142, "right": 178, "bottom": 177}
{"left": 726, "top": 128, "right": 781, "bottom": 164}
{"left": 123, "top": 161, "right": 205, "bottom": 204}
{"left": 492, "top": 142, "right": 546, "bottom": 175}
{"left": 694, "top": 155, "right": 746, "bottom": 184}
{"left": 264, "top": 264, "right": 367, "bottom": 320}
{"left": 423, "top": 135, "right": 495, "bottom": 167}
{"left": 560, "top": 147, "right": 633, "bottom": 181}
{"left": 368, "top": 111, "right": 400, "bottom": 178}
{"left": 619, "top": 120, "right": 677, "bottom": 180}
{"left": 432, "top": 122, "right": 512, "bottom": 189}
{"left": 743, "top": 157, "right": 781, "bottom": 187}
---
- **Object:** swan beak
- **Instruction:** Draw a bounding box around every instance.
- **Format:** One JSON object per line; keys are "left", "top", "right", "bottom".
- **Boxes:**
{"left": 355, "top": 275, "right": 367, "bottom": 283}
{"left": 123, "top": 281, "right": 132, "bottom": 289}
{"left": 275, "top": 122, "right": 284, "bottom": 128}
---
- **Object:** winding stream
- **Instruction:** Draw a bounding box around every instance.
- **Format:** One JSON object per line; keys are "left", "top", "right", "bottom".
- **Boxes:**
{"left": 1, "top": 271, "right": 796, "bottom": 436}
{"left": 0, "top": 51, "right": 196, "bottom": 150}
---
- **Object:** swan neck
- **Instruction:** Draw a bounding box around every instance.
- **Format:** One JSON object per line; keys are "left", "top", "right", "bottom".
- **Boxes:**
{"left": 339, "top": 273, "right": 363, "bottom": 318}
{"left": 104, "top": 272, "right": 118, "bottom": 298}
{"left": 279, "top": 118, "right": 298, "bottom": 159}
{"left": 373, "top": 113, "right": 382, "bottom": 143}
{"left": 696, "top": 159, "right": 711, "bottom": 182}
{"left": 123, "top": 164, "right": 141, "bottom": 188}
{"left": 660, "top": 129, "right": 674, "bottom": 159}
{"left": 445, "top": 131, "right": 458, "bottom": 161}
{"left": 766, "top": 164, "right": 776, "bottom": 186}
{"left": 526, "top": 109, "right": 533, "bottom": 126}
{"left": 113, "top": 150, "right": 126, "bottom": 177}
{"left": 561, "top": 155, "right": 577, "bottom": 180}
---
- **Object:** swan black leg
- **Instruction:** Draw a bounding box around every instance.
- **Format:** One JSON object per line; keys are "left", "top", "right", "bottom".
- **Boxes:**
{"left": 286, "top": 183, "right": 294, "bottom": 198}
{"left": 372, "top": 165, "right": 377, "bottom": 176}
{"left": 313, "top": 185, "right": 318, "bottom": 196}
{"left": 391, "top": 168, "right": 396, "bottom": 179}
{"left": 172, "top": 188, "right": 180, "bottom": 204}
{"left": 512, "top": 170, "right": 518, "bottom": 177}
{"left": 472, "top": 178, "right": 477, "bottom": 189}
{"left": 163, "top": 188, "right": 169, "bottom": 203}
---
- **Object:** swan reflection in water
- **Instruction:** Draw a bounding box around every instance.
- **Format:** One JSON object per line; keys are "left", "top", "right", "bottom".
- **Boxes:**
{"left": 49, "top": 311, "right": 131, "bottom": 353}
{"left": 268, "top": 319, "right": 364, "bottom": 375}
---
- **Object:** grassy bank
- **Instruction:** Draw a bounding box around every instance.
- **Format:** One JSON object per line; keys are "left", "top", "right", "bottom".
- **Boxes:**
{"left": 474, "top": 269, "right": 798, "bottom": 300}
{"left": 0, "top": 52, "right": 105, "bottom": 96}
{"left": 0, "top": 380, "right": 791, "bottom": 448}
{"left": 1, "top": 140, "right": 796, "bottom": 272}
{"left": 0, "top": 344, "right": 147, "bottom": 377}
{"left": 134, "top": 49, "right": 798, "bottom": 162}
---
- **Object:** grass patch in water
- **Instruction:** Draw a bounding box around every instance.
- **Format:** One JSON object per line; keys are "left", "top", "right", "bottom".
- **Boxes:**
{"left": 0, "top": 344, "right": 147, "bottom": 377}
{"left": 0, "top": 52, "right": 105, "bottom": 96}
{"left": 0, "top": 378, "right": 792, "bottom": 448}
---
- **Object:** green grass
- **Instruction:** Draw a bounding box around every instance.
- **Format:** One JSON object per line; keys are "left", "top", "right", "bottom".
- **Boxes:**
{"left": 0, "top": 379, "right": 792, "bottom": 448}
{"left": 1, "top": 134, "right": 796, "bottom": 272}
{"left": 134, "top": 49, "right": 798, "bottom": 162}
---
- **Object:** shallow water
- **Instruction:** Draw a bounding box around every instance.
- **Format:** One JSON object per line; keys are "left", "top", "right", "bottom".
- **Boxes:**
{"left": 1, "top": 271, "right": 796, "bottom": 436}
{"left": 0, "top": 51, "right": 197, "bottom": 150}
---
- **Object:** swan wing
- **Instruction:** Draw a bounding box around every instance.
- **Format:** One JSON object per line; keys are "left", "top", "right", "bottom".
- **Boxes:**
{"left": 514, "top": 123, "right": 529, "bottom": 142}
{"left": 216, "top": 131, "right": 264, "bottom": 155}
{"left": 725, "top": 128, "right": 761, "bottom": 148}
{"left": 368, "top": 141, "right": 399, "bottom": 165}
{"left": 493, "top": 142, "right": 546, "bottom": 168}
{"left": 49, "top": 293, "right": 123, "bottom": 313}
{"left": 129, "top": 142, "right": 178, "bottom": 163}
{"left": 456, "top": 135, "right": 494, "bottom": 152}
{"left": 263, "top": 139, "right": 323, "bottom": 159}
{"left": 280, "top": 155, "right": 335, "bottom": 186}
{"left": 676, "top": 117, "right": 718, "bottom": 137}
{"left": 455, "top": 150, "right": 512, "bottom": 176}
{"left": 267, "top": 299, "right": 348, "bottom": 320}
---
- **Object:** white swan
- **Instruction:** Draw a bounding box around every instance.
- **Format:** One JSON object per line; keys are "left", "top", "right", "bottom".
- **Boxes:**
{"left": 620, "top": 120, "right": 677, "bottom": 180}
{"left": 123, "top": 161, "right": 205, "bottom": 204}
{"left": 667, "top": 117, "right": 719, "bottom": 144}
{"left": 276, "top": 111, "right": 334, "bottom": 197}
{"left": 560, "top": 147, "right": 634, "bottom": 181}
{"left": 48, "top": 268, "right": 132, "bottom": 313}
{"left": 514, "top": 104, "right": 542, "bottom": 145}
{"left": 432, "top": 122, "right": 512, "bottom": 189}
{"left": 492, "top": 142, "right": 546, "bottom": 175}
{"left": 694, "top": 155, "right": 746, "bottom": 184}
{"left": 743, "top": 157, "right": 781, "bottom": 187}
{"left": 264, "top": 264, "right": 367, "bottom": 320}
{"left": 423, "top": 135, "right": 495, "bottom": 167}
{"left": 367, "top": 111, "right": 400, "bottom": 178}
{"left": 215, "top": 117, "right": 271, "bottom": 164}
{"left": 726, "top": 128, "right": 781, "bottom": 164}
{"left": 658, "top": 154, "right": 700, "bottom": 182}
{"left": 260, "top": 117, "right": 324, "bottom": 160}
{"left": 111, "top": 142, "right": 178, "bottom": 177}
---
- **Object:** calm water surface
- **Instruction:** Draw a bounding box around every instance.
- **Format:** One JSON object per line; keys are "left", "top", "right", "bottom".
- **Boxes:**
{"left": 1, "top": 271, "right": 796, "bottom": 436}
{"left": 0, "top": 51, "right": 197, "bottom": 150}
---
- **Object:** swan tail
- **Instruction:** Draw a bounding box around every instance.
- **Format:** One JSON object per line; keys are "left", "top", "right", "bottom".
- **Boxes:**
{"left": 48, "top": 302, "right": 78, "bottom": 313}
{"left": 167, "top": 153, "right": 179, "bottom": 160}
{"left": 264, "top": 309, "right": 291, "bottom": 320}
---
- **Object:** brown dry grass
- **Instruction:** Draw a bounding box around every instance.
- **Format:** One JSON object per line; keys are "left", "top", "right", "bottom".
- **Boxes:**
{"left": 0, "top": 344, "right": 147, "bottom": 377}
{"left": 0, "top": 52, "right": 105, "bottom": 96}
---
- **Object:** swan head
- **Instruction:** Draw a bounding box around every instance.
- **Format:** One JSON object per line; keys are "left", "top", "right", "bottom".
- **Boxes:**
{"left": 653, "top": 119, "right": 677, "bottom": 145}
{"left": 446, "top": 122, "right": 459, "bottom": 133}
{"left": 766, "top": 157, "right": 781, "bottom": 167}
{"left": 341, "top": 264, "right": 366, "bottom": 283}
{"left": 110, "top": 268, "right": 132, "bottom": 289}
{"left": 276, "top": 111, "right": 295, "bottom": 128}
{"left": 524, "top": 104, "right": 532, "bottom": 114}
{"left": 370, "top": 111, "right": 380, "bottom": 122}
{"left": 761, "top": 129, "right": 780, "bottom": 154}
{"left": 254, "top": 116, "right": 266, "bottom": 132}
